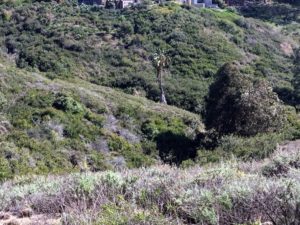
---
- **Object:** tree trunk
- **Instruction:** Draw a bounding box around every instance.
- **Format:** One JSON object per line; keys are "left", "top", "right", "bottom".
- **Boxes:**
{"left": 160, "top": 83, "right": 167, "bottom": 104}
{"left": 157, "top": 71, "right": 167, "bottom": 104}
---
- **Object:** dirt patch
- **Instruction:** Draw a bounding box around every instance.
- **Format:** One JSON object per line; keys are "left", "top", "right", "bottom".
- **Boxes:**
{"left": 278, "top": 139, "right": 300, "bottom": 152}
{"left": 0, "top": 212, "right": 60, "bottom": 225}
{"left": 280, "top": 41, "right": 294, "bottom": 56}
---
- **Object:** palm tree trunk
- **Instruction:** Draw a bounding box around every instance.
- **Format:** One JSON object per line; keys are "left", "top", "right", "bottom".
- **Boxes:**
{"left": 160, "top": 85, "right": 167, "bottom": 104}
{"left": 157, "top": 71, "right": 167, "bottom": 104}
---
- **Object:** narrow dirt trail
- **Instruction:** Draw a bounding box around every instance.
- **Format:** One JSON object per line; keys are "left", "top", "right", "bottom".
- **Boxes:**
{"left": 277, "top": 139, "right": 300, "bottom": 152}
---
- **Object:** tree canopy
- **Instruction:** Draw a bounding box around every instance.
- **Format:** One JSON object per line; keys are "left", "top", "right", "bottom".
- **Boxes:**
{"left": 205, "top": 62, "right": 286, "bottom": 136}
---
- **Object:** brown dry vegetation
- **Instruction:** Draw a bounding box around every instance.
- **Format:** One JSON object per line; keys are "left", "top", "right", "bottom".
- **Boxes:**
{"left": 0, "top": 140, "right": 300, "bottom": 225}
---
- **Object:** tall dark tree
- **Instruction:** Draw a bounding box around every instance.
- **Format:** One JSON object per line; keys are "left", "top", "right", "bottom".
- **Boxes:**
{"left": 293, "top": 73, "right": 300, "bottom": 111}
{"left": 153, "top": 51, "right": 170, "bottom": 104}
{"left": 293, "top": 49, "right": 300, "bottom": 111}
{"left": 205, "top": 62, "right": 286, "bottom": 136}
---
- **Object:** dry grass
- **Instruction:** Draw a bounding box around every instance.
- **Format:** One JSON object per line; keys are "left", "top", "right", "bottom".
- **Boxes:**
{"left": 1, "top": 144, "right": 300, "bottom": 225}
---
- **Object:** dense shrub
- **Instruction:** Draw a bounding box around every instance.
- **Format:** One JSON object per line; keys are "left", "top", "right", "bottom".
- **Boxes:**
{"left": 205, "top": 62, "right": 286, "bottom": 136}
{"left": 0, "top": 157, "right": 11, "bottom": 181}
{"left": 108, "top": 134, "right": 153, "bottom": 168}
{"left": 241, "top": 3, "right": 300, "bottom": 25}
{"left": 215, "top": 133, "right": 284, "bottom": 160}
{"left": 196, "top": 131, "right": 291, "bottom": 164}
{"left": 53, "top": 94, "right": 85, "bottom": 114}
{"left": 262, "top": 147, "right": 300, "bottom": 177}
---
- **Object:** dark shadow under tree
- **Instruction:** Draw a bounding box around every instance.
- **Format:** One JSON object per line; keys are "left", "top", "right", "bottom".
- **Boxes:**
{"left": 156, "top": 131, "right": 196, "bottom": 165}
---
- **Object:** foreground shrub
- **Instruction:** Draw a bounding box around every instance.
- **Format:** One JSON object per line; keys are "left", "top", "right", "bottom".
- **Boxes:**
{"left": 1, "top": 160, "right": 300, "bottom": 224}
{"left": 262, "top": 147, "right": 300, "bottom": 177}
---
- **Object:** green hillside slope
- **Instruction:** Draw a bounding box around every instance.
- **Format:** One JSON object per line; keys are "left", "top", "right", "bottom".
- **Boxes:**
{"left": 0, "top": 56, "right": 203, "bottom": 180}
{"left": 0, "top": 1, "right": 299, "bottom": 181}
{"left": 0, "top": 1, "right": 298, "bottom": 112}
{"left": 0, "top": 1, "right": 299, "bottom": 223}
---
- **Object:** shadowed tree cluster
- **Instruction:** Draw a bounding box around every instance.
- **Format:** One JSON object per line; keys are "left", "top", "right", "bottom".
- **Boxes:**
{"left": 293, "top": 49, "right": 300, "bottom": 111}
{"left": 205, "top": 62, "right": 286, "bottom": 136}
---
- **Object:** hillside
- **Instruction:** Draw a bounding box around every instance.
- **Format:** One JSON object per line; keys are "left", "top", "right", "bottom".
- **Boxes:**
{"left": 0, "top": 1, "right": 300, "bottom": 224}
{"left": 0, "top": 45, "right": 299, "bottom": 181}
{"left": 0, "top": 1, "right": 299, "bottom": 113}
{"left": 0, "top": 0, "right": 299, "bottom": 179}
{"left": 0, "top": 55, "right": 203, "bottom": 180}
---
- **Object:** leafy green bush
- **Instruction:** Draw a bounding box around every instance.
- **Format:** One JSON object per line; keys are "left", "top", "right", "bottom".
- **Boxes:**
{"left": 141, "top": 117, "right": 186, "bottom": 140}
{"left": 216, "top": 133, "right": 282, "bottom": 160}
{"left": 23, "top": 90, "right": 55, "bottom": 108}
{"left": 0, "top": 157, "right": 12, "bottom": 181}
{"left": 53, "top": 94, "right": 85, "bottom": 114}
{"left": 0, "top": 92, "right": 7, "bottom": 110}
{"left": 108, "top": 134, "right": 153, "bottom": 168}
{"left": 84, "top": 110, "right": 104, "bottom": 126}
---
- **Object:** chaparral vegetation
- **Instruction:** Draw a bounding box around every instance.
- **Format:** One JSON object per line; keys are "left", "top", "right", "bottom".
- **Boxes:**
{"left": 0, "top": 0, "right": 299, "bottom": 224}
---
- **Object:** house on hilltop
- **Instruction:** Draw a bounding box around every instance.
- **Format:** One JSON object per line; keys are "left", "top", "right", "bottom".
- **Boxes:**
{"left": 120, "top": 0, "right": 140, "bottom": 8}
{"left": 78, "top": 0, "right": 217, "bottom": 8}
{"left": 183, "top": 0, "right": 219, "bottom": 8}
{"left": 78, "top": 0, "right": 140, "bottom": 8}
{"left": 78, "top": 0, "right": 272, "bottom": 9}
{"left": 78, "top": 0, "right": 104, "bottom": 5}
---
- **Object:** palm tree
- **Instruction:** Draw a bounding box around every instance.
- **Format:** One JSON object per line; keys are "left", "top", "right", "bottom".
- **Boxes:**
{"left": 153, "top": 51, "right": 170, "bottom": 104}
